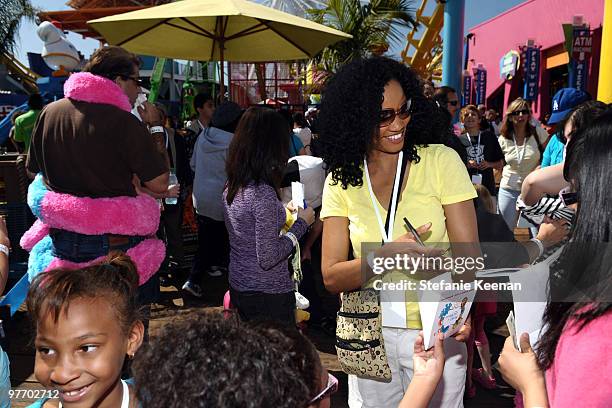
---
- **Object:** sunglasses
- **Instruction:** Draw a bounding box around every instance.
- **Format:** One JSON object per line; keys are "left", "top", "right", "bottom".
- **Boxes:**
{"left": 447, "top": 100, "right": 459, "bottom": 106}
{"left": 121, "top": 75, "right": 143, "bottom": 86}
{"left": 509, "top": 109, "right": 530, "bottom": 117}
{"left": 308, "top": 373, "right": 338, "bottom": 404}
{"left": 379, "top": 100, "right": 412, "bottom": 127}
{"left": 559, "top": 186, "right": 579, "bottom": 206}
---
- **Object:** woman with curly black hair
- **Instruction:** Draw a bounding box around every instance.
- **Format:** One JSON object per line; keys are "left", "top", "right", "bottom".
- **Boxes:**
{"left": 318, "top": 57, "right": 479, "bottom": 407}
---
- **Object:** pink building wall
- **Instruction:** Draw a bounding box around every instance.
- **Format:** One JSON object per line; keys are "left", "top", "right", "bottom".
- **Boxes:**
{"left": 467, "top": 0, "right": 604, "bottom": 118}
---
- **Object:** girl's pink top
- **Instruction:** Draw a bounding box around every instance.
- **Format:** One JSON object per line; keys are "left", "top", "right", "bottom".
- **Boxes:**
{"left": 545, "top": 311, "right": 612, "bottom": 407}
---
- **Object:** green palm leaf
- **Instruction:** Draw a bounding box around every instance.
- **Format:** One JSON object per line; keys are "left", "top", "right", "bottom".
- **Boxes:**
{"left": 0, "top": 0, "right": 39, "bottom": 56}
{"left": 307, "top": 0, "right": 418, "bottom": 73}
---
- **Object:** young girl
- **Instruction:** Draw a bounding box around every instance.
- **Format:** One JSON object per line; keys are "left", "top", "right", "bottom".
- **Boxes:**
{"left": 499, "top": 109, "right": 612, "bottom": 407}
{"left": 26, "top": 252, "right": 144, "bottom": 408}
{"left": 223, "top": 107, "right": 315, "bottom": 325}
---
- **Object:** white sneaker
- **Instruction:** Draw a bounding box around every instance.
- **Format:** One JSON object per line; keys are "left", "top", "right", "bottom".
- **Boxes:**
{"left": 295, "top": 291, "right": 310, "bottom": 310}
{"left": 182, "top": 280, "right": 203, "bottom": 297}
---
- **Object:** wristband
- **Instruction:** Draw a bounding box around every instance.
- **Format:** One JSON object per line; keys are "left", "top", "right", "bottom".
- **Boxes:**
{"left": 0, "top": 244, "right": 9, "bottom": 257}
{"left": 530, "top": 238, "right": 545, "bottom": 259}
{"left": 149, "top": 126, "right": 164, "bottom": 134}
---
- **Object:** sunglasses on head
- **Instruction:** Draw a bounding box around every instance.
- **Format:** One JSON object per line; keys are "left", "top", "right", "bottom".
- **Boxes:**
{"left": 379, "top": 100, "right": 412, "bottom": 127}
{"left": 308, "top": 373, "right": 338, "bottom": 404}
{"left": 509, "top": 109, "right": 530, "bottom": 116}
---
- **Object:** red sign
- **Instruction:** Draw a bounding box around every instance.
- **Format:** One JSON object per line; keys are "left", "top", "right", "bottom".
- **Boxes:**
{"left": 572, "top": 28, "right": 592, "bottom": 61}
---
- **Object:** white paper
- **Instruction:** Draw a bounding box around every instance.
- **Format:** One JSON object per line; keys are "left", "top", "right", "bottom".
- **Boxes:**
{"left": 509, "top": 247, "right": 563, "bottom": 350}
{"left": 471, "top": 174, "right": 483, "bottom": 184}
{"left": 418, "top": 273, "right": 477, "bottom": 349}
{"left": 291, "top": 181, "right": 305, "bottom": 209}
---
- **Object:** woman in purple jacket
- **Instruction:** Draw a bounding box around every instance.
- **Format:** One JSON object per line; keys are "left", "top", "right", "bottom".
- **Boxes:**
{"left": 223, "top": 107, "right": 315, "bottom": 325}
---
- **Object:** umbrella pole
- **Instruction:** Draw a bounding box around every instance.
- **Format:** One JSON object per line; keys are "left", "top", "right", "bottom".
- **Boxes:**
{"left": 219, "top": 40, "right": 225, "bottom": 103}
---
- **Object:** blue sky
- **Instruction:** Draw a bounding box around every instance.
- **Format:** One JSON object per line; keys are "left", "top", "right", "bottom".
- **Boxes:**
{"left": 14, "top": 0, "right": 526, "bottom": 65}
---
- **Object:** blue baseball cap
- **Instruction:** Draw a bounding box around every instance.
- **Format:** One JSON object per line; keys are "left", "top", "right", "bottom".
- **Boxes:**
{"left": 548, "top": 88, "right": 591, "bottom": 125}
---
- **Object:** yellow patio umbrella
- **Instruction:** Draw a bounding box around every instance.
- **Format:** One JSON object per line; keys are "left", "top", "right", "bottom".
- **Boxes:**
{"left": 88, "top": 0, "right": 351, "bottom": 98}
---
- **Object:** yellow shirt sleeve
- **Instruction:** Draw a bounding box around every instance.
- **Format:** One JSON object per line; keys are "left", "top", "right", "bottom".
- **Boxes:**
{"left": 320, "top": 172, "right": 349, "bottom": 219}
{"left": 434, "top": 146, "right": 477, "bottom": 205}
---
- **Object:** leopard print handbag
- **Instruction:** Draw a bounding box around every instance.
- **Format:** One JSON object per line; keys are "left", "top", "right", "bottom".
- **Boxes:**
{"left": 335, "top": 289, "right": 392, "bottom": 380}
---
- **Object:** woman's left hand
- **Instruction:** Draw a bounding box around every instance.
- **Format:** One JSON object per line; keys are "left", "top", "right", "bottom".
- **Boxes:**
{"left": 498, "top": 333, "right": 546, "bottom": 394}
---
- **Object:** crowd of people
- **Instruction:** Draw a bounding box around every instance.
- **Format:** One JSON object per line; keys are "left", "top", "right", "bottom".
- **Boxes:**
{"left": 0, "top": 44, "right": 610, "bottom": 408}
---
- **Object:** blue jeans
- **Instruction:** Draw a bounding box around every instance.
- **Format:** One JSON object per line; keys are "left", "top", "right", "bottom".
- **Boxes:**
{"left": 497, "top": 188, "right": 520, "bottom": 230}
{"left": 50, "top": 229, "right": 145, "bottom": 262}
{"left": 49, "top": 229, "right": 158, "bottom": 305}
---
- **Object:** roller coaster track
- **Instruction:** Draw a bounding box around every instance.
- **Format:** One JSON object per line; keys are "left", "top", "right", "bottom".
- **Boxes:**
{"left": 400, "top": 0, "right": 444, "bottom": 80}
{"left": 0, "top": 51, "right": 40, "bottom": 94}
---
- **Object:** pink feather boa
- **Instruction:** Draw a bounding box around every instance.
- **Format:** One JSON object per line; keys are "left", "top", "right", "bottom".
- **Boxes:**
{"left": 64, "top": 72, "right": 132, "bottom": 112}
{"left": 38, "top": 190, "right": 160, "bottom": 236}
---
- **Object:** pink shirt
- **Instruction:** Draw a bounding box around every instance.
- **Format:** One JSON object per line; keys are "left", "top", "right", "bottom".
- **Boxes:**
{"left": 546, "top": 312, "right": 612, "bottom": 407}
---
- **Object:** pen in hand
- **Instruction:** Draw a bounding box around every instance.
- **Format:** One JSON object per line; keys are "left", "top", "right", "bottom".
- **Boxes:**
{"left": 403, "top": 217, "right": 426, "bottom": 246}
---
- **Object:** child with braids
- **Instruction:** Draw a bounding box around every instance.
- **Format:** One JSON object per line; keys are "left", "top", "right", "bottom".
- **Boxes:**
{"left": 26, "top": 252, "right": 144, "bottom": 408}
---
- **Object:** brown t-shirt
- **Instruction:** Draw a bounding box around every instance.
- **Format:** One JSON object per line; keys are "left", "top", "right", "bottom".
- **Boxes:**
{"left": 27, "top": 98, "right": 168, "bottom": 198}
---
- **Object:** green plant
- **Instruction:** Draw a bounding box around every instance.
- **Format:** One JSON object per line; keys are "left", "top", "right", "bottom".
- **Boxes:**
{"left": 308, "top": 0, "right": 417, "bottom": 73}
{"left": 0, "top": 0, "right": 39, "bottom": 56}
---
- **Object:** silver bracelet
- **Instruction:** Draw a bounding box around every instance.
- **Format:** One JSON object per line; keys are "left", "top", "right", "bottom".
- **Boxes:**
{"left": 285, "top": 232, "right": 299, "bottom": 248}
{"left": 149, "top": 125, "right": 164, "bottom": 134}
{"left": 530, "top": 238, "right": 545, "bottom": 259}
{"left": 0, "top": 244, "right": 9, "bottom": 257}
